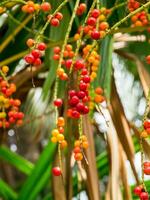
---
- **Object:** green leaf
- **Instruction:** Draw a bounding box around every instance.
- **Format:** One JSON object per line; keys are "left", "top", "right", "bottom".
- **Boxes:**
{"left": 17, "top": 142, "right": 56, "bottom": 200}
{"left": 0, "top": 145, "right": 33, "bottom": 175}
{"left": 0, "top": 179, "right": 17, "bottom": 200}
{"left": 96, "top": 35, "right": 113, "bottom": 100}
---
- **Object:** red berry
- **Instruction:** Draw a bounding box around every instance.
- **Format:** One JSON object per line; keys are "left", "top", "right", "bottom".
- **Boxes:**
{"left": 34, "top": 58, "right": 42, "bottom": 66}
{"left": 17, "top": 112, "right": 24, "bottom": 119}
{"left": 74, "top": 146, "right": 81, "bottom": 153}
{"left": 37, "top": 43, "right": 47, "bottom": 51}
{"left": 81, "top": 68, "right": 88, "bottom": 75}
{"left": 53, "top": 54, "right": 60, "bottom": 60}
{"left": 65, "top": 59, "right": 72, "bottom": 69}
{"left": 54, "top": 99, "right": 63, "bottom": 107}
{"left": 50, "top": 18, "right": 60, "bottom": 26}
{"left": 75, "top": 60, "right": 85, "bottom": 70}
{"left": 54, "top": 46, "right": 61, "bottom": 54}
{"left": 31, "top": 50, "right": 41, "bottom": 58}
{"left": 79, "top": 81, "right": 87, "bottom": 91}
{"left": 140, "top": 192, "right": 149, "bottom": 200}
{"left": 144, "top": 162, "right": 150, "bottom": 168}
{"left": 83, "top": 75, "right": 90, "bottom": 83}
{"left": 133, "top": 186, "right": 143, "bottom": 196}
{"left": 144, "top": 120, "right": 150, "bottom": 129}
{"left": 55, "top": 12, "right": 63, "bottom": 20}
{"left": 87, "top": 17, "right": 96, "bottom": 26}
{"left": 41, "top": 2, "right": 51, "bottom": 12}
{"left": 69, "top": 96, "right": 79, "bottom": 106}
{"left": 91, "top": 30, "right": 100, "bottom": 40}
{"left": 69, "top": 90, "right": 76, "bottom": 98}
{"left": 9, "top": 117, "right": 15, "bottom": 124}
{"left": 24, "top": 54, "right": 35, "bottom": 64}
{"left": 91, "top": 9, "right": 100, "bottom": 18}
{"left": 83, "top": 106, "right": 89, "bottom": 114}
{"left": 77, "top": 91, "right": 86, "bottom": 99}
{"left": 76, "top": 102, "right": 85, "bottom": 113}
{"left": 52, "top": 167, "right": 61, "bottom": 176}
{"left": 146, "top": 55, "right": 150, "bottom": 64}
{"left": 71, "top": 110, "right": 80, "bottom": 118}
{"left": 144, "top": 167, "right": 150, "bottom": 175}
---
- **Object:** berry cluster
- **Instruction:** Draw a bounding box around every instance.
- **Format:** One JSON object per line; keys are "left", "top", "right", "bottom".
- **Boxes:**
{"left": 48, "top": 12, "right": 63, "bottom": 27}
{"left": 82, "top": 44, "right": 100, "bottom": 82}
{"left": 0, "top": 67, "right": 24, "bottom": 128}
{"left": 51, "top": 117, "right": 67, "bottom": 149}
{"left": 73, "top": 135, "right": 88, "bottom": 161}
{"left": 131, "top": 11, "right": 149, "bottom": 27}
{"left": 134, "top": 186, "right": 149, "bottom": 200}
{"left": 24, "top": 39, "right": 47, "bottom": 67}
{"left": 128, "top": 0, "right": 140, "bottom": 12}
{"left": 53, "top": 45, "right": 74, "bottom": 61}
{"left": 22, "top": 1, "right": 51, "bottom": 14}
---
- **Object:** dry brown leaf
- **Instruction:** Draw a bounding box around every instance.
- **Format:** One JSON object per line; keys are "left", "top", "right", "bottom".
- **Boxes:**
{"left": 83, "top": 116, "right": 101, "bottom": 200}
{"left": 109, "top": 76, "right": 139, "bottom": 184}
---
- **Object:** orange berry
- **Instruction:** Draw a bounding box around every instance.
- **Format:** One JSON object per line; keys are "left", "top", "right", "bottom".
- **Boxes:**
{"left": 16, "top": 120, "right": 23, "bottom": 125}
{"left": 74, "top": 33, "right": 80, "bottom": 41}
{"left": 74, "top": 153, "right": 83, "bottom": 161}
{"left": 74, "top": 146, "right": 81, "bottom": 153}
{"left": 57, "top": 117, "right": 65, "bottom": 127}
{"left": 26, "top": 38, "right": 35, "bottom": 47}
{"left": 91, "top": 66, "right": 98, "bottom": 71}
{"left": 57, "top": 68, "right": 64, "bottom": 76}
{"left": 60, "top": 73, "right": 68, "bottom": 80}
{"left": 80, "top": 135, "right": 87, "bottom": 142}
{"left": 95, "top": 87, "right": 103, "bottom": 95}
{"left": 74, "top": 140, "right": 80, "bottom": 147}
{"left": 65, "top": 44, "right": 72, "bottom": 51}
{"left": 60, "top": 140, "right": 67, "bottom": 148}
{"left": 94, "top": 95, "right": 105, "bottom": 103}
{"left": 82, "top": 141, "right": 89, "bottom": 149}
{"left": 90, "top": 72, "right": 97, "bottom": 78}
{"left": 140, "top": 130, "right": 148, "bottom": 138}
{"left": 135, "top": 20, "right": 142, "bottom": 27}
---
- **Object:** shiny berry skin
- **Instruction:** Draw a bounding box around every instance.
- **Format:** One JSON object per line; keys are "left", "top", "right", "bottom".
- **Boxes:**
{"left": 54, "top": 99, "right": 63, "bottom": 107}
{"left": 24, "top": 54, "right": 35, "bottom": 64}
{"left": 71, "top": 110, "right": 80, "bottom": 119}
{"left": 91, "top": 9, "right": 100, "bottom": 18}
{"left": 140, "top": 192, "right": 149, "bottom": 200}
{"left": 91, "top": 30, "right": 100, "bottom": 40}
{"left": 144, "top": 162, "right": 150, "bottom": 167}
{"left": 41, "top": 2, "right": 51, "bottom": 12}
{"left": 144, "top": 167, "right": 150, "bottom": 175}
{"left": 83, "top": 75, "right": 90, "bottom": 83}
{"left": 77, "top": 91, "right": 86, "bottom": 99}
{"left": 79, "top": 81, "right": 87, "bottom": 91}
{"left": 81, "top": 68, "right": 88, "bottom": 75}
{"left": 50, "top": 18, "right": 60, "bottom": 26}
{"left": 65, "top": 59, "right": 72, "bottom": 69}
{"left": 69, "top": 96, "right": 79, "bottom": 106}
{"left": 74, "top": 146, "right": 81, "bottom": 153}
{"left": 31, "top": 50, "right": 41, "bottom": 58}
{"left": 52, "top": 167, "right": 61, "bottom": 176}
{"left": 87, "top": 17, "right": 96, "bottom": 26}
{"left": 69, "top": 90, "right": 76, "bottom": 98}
{"left": 83, "top": 106, "right": 89, "bottom": 114}
{"left": 144, "top": 120, "right": 150, "bottom": 129}
{"left": 55, "top": 12, "right": 63, "bottom": 20}
{"left": 34, "top": 58, "right": 42, "bottom": 66}
{"left": 37, "top": 43, "right": 47, "bottom": 51}
{"left": 133, "top": 186, "right": 143, "bottom": 196}
{"left": 76, "top": 102, "right": 85, "bottom": 113}
{"left": 54, "top": 46, "right": 61, "bottom": 54}
{"left": 75, "top": 60, "right": 85, "bottom": 70}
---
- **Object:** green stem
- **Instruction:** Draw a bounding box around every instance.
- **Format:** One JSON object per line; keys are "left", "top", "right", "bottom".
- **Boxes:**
{"left": 69, "top": 0, "right": 97, "bottom": 74}
{"left": 0, "top": 0, "right": 26, "bottom": 6}
{"left": 110, "top": 1, "right": 127, "bottom": 12}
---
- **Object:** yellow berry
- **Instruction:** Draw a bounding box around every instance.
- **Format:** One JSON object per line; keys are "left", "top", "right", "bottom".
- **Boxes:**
{"left": 74, "top": 33, "right": 80, "bottom": 41}
{"left": 60, "top": 140, "right": 67, "bottom": 148}
{"left": 82, "top": 141, "right": 89, "bottom": 149}
{"left": 52, "top": 129, "right": 59, "bottom": 137}
{"left": 74, "top": 140, "right": 80, "bottom": 147}
{"left": 2, "top": 66, "right": 9, "bottom": 74}
{"left": 51, "top": 136, "right": 57, "bottom": 143}
{"left": 57, "top": 133, "right": 64, "bottom": 141}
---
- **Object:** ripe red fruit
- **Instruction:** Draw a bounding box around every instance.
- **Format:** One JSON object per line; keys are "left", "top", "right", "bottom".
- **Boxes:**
{"left": 31, "top": 49, "right": 41, "bottom": 58}
{"left": 81, "top": 68, "right": 88, "bottom": 75}
{"left": 69, "top": 90, "right": 76, "bottom": 98}
{"left": 65, "top": 59, "right": 72, "bottom": 69}
{"left": 83, "top": 75, "right": 90, "bottom": 83}
{"left": 17, "top": 112, "right": 24, "bottom": 119}
{"left": 87, "top": 17, "right": 96, "bottom": 26}
{"left": 76, "top": 102, "right": 85, "bottom": 113}
{"left": 53, "top": 54, "right": 60, "bottom": 60}
{"left": 91, "top": 30, "right": 100, "bottom": 40}
{"left": 74, "top": 146, "right": 81, "bottom": 153}
{"left": 75, "top": 60, "right": 85, "bottom": 70}
{"left": 50, "top": 18, "right": 60, "bottom": 26}
{"left": 144, "top": 167, "right": 150, "bottom": 175}
{"left": 144, "top": 120, "right": 150, "bottom": 129}
{"left": 54, "top": 46, "right": 61, "bottom": 54}
{"left": 55, "top": 12, "right": 63, "bottom": 20}
{"left": 54, "top": 99, "right": 63, "bottom": 107}
{"left": 144, "top": 162, "right": 150, "bottom": 168}
{"left": 24, "top": 54, "right": 35, "bottom": 64}
{"left": 71, "top": 110, "right": 80, "bottom": 118}
{"left": 77, "top": 91, "right": 86, "bottom": 99}
{"left": 83, "top": 106, "right": 89, "bottom": 114}
{"left": 133, "top": 186, "right": 143, "bottom": 196}
{"left": 69, "top": 96, "right": 79, "bottom": 106}
{"left": 91, "top": 9, "right": 100, "bottom": 18}
{"left": 146, "top": 55, "right": 150, "bottom": 64}
{"left": 140, "top": 192, "right": 149, "bottom": 200}
{"left": 41, "top": 2, "right": 51, "bottom": 12}
{"left": 34, "top": 58, "right": 42, "bottom": 66}
{"left": 76, "top": 3, "right": 86, "bottom": 16}
{"left": 52, "top": 167, "right": 61, "bottom": 176}
{"left": 79, "top": 81, "right": 87, "bottom": 91}
{"left": 37, "top": 43, "right": 47, "bottom": 51}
